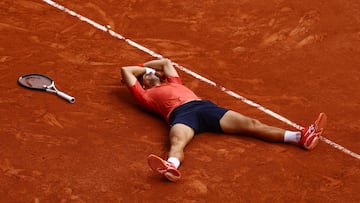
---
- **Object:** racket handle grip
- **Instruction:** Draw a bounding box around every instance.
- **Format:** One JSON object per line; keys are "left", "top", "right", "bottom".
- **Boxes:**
{"left": 57, "top": 91, "right": 75, "bottom": 103}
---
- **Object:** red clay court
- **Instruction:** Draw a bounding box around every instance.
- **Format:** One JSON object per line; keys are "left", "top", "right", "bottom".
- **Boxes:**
{"left": 1, "top": 0, "right": 359, "bottom": 202}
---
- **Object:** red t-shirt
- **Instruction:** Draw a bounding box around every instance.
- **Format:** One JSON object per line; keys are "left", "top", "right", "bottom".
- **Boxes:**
{"left": 128, "top": 76, "right": 200, "bottom": 123}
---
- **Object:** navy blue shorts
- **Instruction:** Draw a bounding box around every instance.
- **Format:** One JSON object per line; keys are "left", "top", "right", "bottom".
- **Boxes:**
{"left": 169, "top": 100, "right": 229, "bottom": 134}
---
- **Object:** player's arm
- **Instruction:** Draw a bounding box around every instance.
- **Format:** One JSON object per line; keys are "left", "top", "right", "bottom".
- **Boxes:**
{"left": 121, "top": 66, "right": 146, "bottom": 87}
{"left": 143, "top": 58, "right": 179, "bottom": 77}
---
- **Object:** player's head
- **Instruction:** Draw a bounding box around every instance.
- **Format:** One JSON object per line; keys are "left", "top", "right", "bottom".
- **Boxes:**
{"left": 139, "top": 72, "right": 161, "bottom": 89}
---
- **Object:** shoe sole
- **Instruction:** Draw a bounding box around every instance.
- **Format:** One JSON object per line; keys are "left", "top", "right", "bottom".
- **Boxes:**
{"left": 164, "top": 171, "right": 181, "bottom": 182}
{"left": 304, "top": 113, "right": 327, "bottom": 150}
{"left": 147, "top": 154, "right": 181, "bottom": 182}
{"left": 314, "top": 112, "right": 327, "bottom": 133}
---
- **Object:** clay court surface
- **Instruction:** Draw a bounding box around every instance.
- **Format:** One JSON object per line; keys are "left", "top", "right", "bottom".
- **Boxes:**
{"left": 1, "top": 0, "right": 360, "bottom": 202}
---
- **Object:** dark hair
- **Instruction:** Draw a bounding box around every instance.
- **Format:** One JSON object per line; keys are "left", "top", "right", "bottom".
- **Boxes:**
{"left": 137, "top": 74, "right": 144, "bottom": 86}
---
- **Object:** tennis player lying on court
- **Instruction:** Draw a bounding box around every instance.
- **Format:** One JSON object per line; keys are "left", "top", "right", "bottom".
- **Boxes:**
{"left": 121, "top": 58, "right": 327, "bottom": 182}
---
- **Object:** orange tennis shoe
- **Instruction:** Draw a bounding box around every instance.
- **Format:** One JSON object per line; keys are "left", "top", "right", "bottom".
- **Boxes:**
{"left": 147, "top": 154, "right": 181, "bottom": 182}
{"left": 299, "top": 112, "right": 327, "bottom": 150}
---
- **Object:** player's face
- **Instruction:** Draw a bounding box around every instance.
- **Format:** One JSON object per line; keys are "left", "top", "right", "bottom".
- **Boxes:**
{"left": 142, "top": 72, "right": 160, "bottom": 89}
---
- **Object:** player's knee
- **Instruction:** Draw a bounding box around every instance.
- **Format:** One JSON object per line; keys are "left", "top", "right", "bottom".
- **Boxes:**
{"left": 248, "top": 118, "right": 263, "bottom": 130}
{"left": 170, "top": 131, "right": 193, "bottom": 149}
{"left": 170, "top": 133, "right": 182, "bottom": 143}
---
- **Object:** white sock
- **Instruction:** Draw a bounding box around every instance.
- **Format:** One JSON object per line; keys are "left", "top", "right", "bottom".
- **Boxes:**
{"left": 284, "top": 131, "right": 302, "bottom": 143}
{"left": 167, "top": 157, "right": 180, "bottom": 169}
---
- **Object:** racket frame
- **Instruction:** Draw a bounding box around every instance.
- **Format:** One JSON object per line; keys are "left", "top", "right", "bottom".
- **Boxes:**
{"left": 18, "top": 73, "right": 75, "bottom": 103}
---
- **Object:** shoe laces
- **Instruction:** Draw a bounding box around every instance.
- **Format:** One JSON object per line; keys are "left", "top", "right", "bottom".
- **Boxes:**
{"left": 303, "top": 124, "right": 316, "bottom": 136}
{"left": 157, "top": 161, "right": 176, "bottom": 174}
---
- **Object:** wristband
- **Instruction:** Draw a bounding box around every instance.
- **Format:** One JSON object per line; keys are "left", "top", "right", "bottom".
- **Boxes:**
{"left": 145, "top": 67, "right": 156, "bottom": 74}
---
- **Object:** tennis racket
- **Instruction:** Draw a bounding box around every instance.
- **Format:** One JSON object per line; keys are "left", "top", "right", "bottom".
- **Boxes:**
{"left": 18, "top": 73, "right": 75, "bottom": 103}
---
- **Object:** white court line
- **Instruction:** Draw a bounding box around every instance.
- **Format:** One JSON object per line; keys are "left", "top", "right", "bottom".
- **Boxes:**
{"left": 42, "top": 0, "right": 360, "bottom": 160}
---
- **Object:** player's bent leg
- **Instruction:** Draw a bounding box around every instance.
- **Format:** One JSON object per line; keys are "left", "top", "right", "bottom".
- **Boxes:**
{"left": 219, "top": 110, "right": 285, "bottom": 142}
{"left": 168, "top": 123, "right": 195, "bottom": 162}
{"left": 147, "top": 124, "right": 194, "bottom": 182}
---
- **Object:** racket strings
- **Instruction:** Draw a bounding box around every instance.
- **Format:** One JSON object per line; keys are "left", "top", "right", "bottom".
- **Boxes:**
{"left": 19, "top": 76, "right": 52, "bottom": 89}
